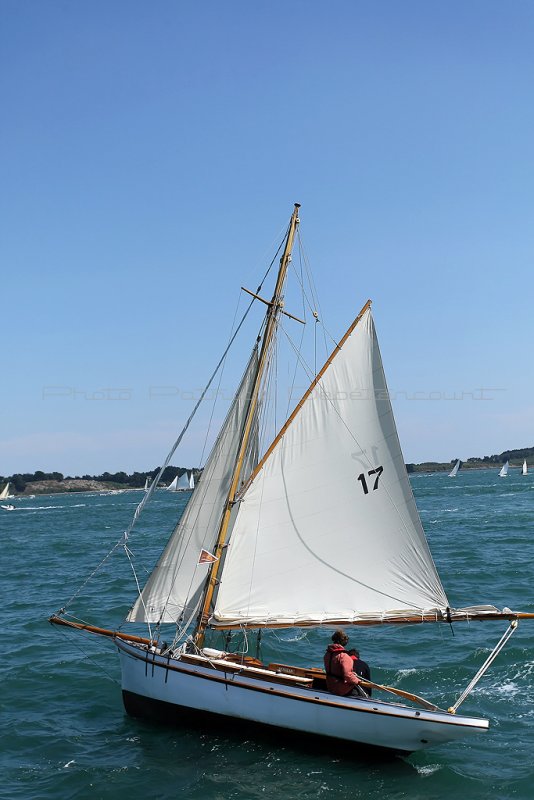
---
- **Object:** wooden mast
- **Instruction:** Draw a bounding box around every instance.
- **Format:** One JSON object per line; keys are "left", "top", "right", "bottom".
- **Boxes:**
{"left": 194, "top": 203, "right": 301, "bottom": 647}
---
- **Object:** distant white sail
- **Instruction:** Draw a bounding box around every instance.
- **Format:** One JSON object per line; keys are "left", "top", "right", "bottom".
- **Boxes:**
{"left": 189, "top": 472, "right": 195, "bottom": 490}
{"left": 176, "top": 472, "right": 190, "bottom": 491}
{"left": 499, "top": 461, "right": 509, "bottom": 478}
{"left": 143, "top": 477, "right": 149, "bottom": 491}
{"left": 166, "top": 476, "right": 179, "bottom": 491}
{"left": 449, "top": 460, "right": 460, "bottom": 478}
{"left": 0, "top": 482, "right": 10, "bottom": 500}
{"left": 522, "top": 460, "right": 528, "bottom": 476}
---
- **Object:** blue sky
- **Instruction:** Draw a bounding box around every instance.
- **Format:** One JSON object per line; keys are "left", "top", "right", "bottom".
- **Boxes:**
{"left": 2, "top": 1, "right": 533, "bottom": 475}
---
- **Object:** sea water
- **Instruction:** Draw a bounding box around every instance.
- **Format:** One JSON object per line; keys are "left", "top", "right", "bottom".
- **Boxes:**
{"left": 2, "top": 469, "right": 533, "bottom": 799}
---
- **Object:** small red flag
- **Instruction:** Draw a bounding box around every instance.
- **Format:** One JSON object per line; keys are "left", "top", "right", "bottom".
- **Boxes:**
{"left": 198, "top": 548, "right": 218, "bottom": 565}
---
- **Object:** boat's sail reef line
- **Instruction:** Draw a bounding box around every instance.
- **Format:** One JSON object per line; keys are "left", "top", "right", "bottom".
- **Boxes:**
{"left": 50, "top": 203, "right": 534, "bottom": 755}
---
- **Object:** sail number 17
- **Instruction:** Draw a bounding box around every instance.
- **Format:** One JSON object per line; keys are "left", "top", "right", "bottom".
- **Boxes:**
{"left": 357, "top": 466, "right": 384, "bottom": 495}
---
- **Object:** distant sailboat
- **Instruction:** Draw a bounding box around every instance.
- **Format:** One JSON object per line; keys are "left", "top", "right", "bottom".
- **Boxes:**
{"left": 189, "top": 472, "right": 195, "bottom": 490}
{"left": 522, "top": 460, "right": 528, "bottom": 476}
{"left": 167, "top": 472, "right": 191, "bottom": 492}
{"left": 449, "top": 460, "right": 461, "bottom": 478}
{"left": 143, "top": 477, "right": 150, "bottom": 491}
{"left": 499, "top": 461, "right": 509, "bottom": 478}
{"left": 0, "top": 482, "right": 11, "bottom": 500}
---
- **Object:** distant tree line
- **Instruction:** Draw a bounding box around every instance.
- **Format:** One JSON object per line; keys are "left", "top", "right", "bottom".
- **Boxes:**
{"left": 466, "top": 446, "right": 534, "bottom": 464}
{"left": 0, "top": 467, "right": 198, "bottom": 493}
{"left": 3, "top": 446, "right": 533, "bottom": 490}
{"left": 405, "top": 446, "right": 534, "bottom": 475}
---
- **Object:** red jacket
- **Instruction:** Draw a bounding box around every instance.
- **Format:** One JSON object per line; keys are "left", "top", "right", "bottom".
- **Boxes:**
{"left": 323, "top": 644, "right": 360, "bottom": 696}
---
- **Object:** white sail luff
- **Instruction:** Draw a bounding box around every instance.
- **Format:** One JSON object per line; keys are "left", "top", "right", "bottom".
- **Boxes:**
{"left": 499, "top": 461, "right": 509, "bottom": 477}
{"left": 127, "top": 349, "right": 259, "bottom": 624}
{"left": 213, "top": 309, "right": 449, "bottom": 628}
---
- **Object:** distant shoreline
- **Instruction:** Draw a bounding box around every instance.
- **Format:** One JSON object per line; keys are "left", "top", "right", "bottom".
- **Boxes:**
{"left": 2, "top": 459, "right": 530, "bottom": 496}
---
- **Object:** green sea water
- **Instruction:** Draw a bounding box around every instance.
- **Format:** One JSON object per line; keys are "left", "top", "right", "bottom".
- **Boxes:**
{"left": 2, "top": 468, "right": 533, "bottom": 799}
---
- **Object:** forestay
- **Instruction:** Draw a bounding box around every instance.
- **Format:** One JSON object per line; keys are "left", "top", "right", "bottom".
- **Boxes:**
{"left": 128, "top": 348, "right": 259, "bottom": 624}
{"left": 212, "top": 308, "right": 449, "bottom": 628}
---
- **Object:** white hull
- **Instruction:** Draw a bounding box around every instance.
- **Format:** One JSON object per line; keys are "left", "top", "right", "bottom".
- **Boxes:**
{"left": 118, "top": 641, "right": 488, "bottom": 754}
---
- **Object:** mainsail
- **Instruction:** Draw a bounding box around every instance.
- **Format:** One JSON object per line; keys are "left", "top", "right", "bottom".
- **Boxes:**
{"left": 128, "top": 348, "right": 259, "bottom": 624}
{"left": 449, "top": 460, "right": 460, "bottom": 478}
{"left": 189, "top": 472, "right": 195, "bottom": 490}
{"left": 499, "top": 461, "right": 509, "bottom": 478}
{"left": 166, "top": 476, "right": 179, "bottom": 491}
{"left": 0, "top": 482, "right": 10, "bottom": 500}
{"left": 522, "top": 460, "right": 528, "bottom": 476}
{"left": 176, "top": 472, "right": 190, "bottom": 491}
{"left": 213, "top": 308, "right": 449, "bottom": 628}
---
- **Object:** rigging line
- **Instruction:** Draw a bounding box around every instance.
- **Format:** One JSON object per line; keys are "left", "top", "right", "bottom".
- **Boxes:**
{"left": 52, "top": 625, "right": 120, "bottom": 685}
{"left": 199, "top": 287, "right": 245, "bottom": 468}
{"left": 296, "top": 229, "right": 335, "bottom": 354}
{"left": 449, "top": 621, "right": 518, "bottom": 713}
{"left": 124, "top": 544, "right": 153, "bottom": 640}
{"left": 285, "top": 251, "right": 308, "bottom": 418}
{"left": 291, "top": 234, "right": 321, "bottom": 323}
{"left": 278, "top": 320, "right": 443, "bottom": 609}
{"left": 59, "top": 540, "right": 124, "bottom": 615}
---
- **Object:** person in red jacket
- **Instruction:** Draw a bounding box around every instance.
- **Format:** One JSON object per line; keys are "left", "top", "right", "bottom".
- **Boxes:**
{"left": 324, "top": 629, "right": 367, "bottom": 697}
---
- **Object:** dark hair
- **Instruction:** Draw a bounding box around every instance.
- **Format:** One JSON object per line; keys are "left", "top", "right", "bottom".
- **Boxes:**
{"left": 347, "top": 648, "right": 359, "bottom": 658}
{"left": 332, "top": 629, "right": 349, "bottom": 646}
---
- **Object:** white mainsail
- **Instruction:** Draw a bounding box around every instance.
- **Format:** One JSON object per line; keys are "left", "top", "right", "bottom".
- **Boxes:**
{"left": 176, "top": 472, "right": 190, "bottom": 491}
{"left": 128, "top": 348, "right": 259, "bottom": 624}
{"left": 189, "top": 472, "right": 195, "bottom": 490}
{"left": 499, "top": 461, "right": 509, "bottom": 477}
{"left": 213, "top": 308, "right": 449, "bottom": 629}
{"left": 449, "top": 460, "right": 460, "bottom": 478}
{"left": 522, "top": 460, "right": 528, "bottom": 476}
{"left": 0, "top": 482, "right": 10, "bottom": 500}
{"left": 166, "top": 476, "right": 179, "bottom": 491}
{"left": 143, "top": 477, "right": 149, "bottom": 491}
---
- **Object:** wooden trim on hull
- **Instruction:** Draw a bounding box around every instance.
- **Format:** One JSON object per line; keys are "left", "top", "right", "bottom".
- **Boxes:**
{"left": 122, "top": 689, "right": 410, "bottom": 759}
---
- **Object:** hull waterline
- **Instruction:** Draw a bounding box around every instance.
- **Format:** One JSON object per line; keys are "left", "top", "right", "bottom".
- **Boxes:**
{"left": 117, "top": 640, "right": 488, "bottom": 755}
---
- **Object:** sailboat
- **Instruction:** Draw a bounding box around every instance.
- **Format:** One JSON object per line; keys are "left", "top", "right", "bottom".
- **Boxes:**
{"left": 499, "top": 461, "right": 509, "bottom": 477}
{"left": 167, "top": 472, "right": 191, "bottom": 492}
{"left": 448, "top": 460, "right": 461, "bottom": 478}
{"left": 50, "top": 204, "right": 534, "bottom": 756}
{"left": 189, "top": 471, "right": 195, "bottom": 490}
{"left": 0, "top": 482, "right": 12, "bottom": 500}
{"left": 143, "top": 477, "right": 150, "bottom": 491}
{"left": 522, "top": 460, "right": 528, "bottom": 476}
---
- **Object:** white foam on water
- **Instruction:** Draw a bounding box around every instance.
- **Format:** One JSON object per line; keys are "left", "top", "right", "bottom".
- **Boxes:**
{"left": 63, "top": 760, "right": 75, "bottom": 768}
{"left": 394, "top": 668, "right": 417, "bottom": 680}
{"left": 416, "top": 764, "right": 442, "bottom": 776}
